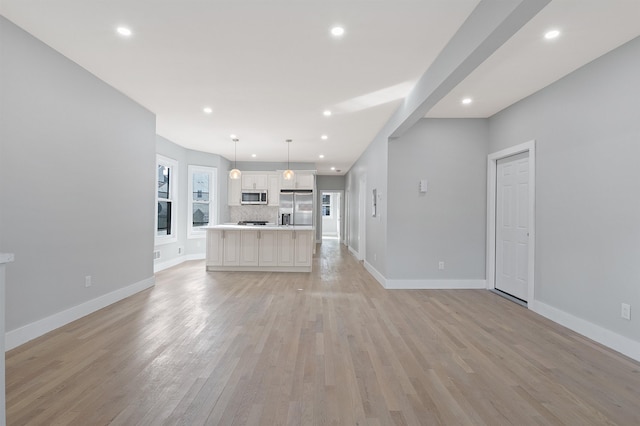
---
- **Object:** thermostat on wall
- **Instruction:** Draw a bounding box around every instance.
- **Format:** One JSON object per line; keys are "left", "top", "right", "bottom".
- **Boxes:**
{"left": 419, "top": 179, "right": 428, "bottom": 193}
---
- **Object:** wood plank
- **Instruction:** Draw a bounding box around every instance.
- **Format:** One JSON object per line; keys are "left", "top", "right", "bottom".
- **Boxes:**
{"left": 5, "top": 240, "right": 640, "bottom": 425}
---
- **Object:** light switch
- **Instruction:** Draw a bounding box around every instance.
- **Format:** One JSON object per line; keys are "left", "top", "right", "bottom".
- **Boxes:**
{"left": 419, "top": 179, "right": 428, "bottom": 193}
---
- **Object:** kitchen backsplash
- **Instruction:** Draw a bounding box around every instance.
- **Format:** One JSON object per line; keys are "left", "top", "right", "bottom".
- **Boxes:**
{"left": 229, "top": 205, "right": 279, "bottom": 224}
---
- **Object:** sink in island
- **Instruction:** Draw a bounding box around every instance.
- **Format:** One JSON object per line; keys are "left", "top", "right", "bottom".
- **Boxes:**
{"left": 205, "top": 225, "right": 315, "bottom": 272}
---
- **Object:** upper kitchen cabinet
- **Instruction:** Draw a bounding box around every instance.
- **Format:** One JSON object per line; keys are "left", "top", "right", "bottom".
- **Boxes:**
{"left": 241, "top": 173, "right": 268, "bottom": 190}
{"left": 280, "top": 172, "right": 315, "bottom": 190}
{"left": 268, "top": 174, "right": 280, "bottom": 206}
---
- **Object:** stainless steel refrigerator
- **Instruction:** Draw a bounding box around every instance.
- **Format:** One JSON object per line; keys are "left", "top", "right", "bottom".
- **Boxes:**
{"left": 279, "top": 190, "right": 313, "bottom": 226}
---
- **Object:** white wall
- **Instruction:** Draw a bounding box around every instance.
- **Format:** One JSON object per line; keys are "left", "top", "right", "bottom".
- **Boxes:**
{"left": 489, "top": 36, "right": 640, "bottom": 344}
{"left": 387, "top": 119, "right": 488, "bottom": 280}
{"left": 0, "top": 17, "right": 156, "bottom": 335}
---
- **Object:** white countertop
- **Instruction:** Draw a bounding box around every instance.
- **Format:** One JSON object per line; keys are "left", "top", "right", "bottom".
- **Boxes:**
{"left": 0, "top": 253, "right": 15, "bottom": 264}
{"left": 207, "top": 224, "right": 314, "bottom": 231}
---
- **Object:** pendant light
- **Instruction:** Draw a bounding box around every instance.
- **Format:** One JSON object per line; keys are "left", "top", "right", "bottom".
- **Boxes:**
{"left": 283, "top": 139, "right": 294, "bottom": 180}
{"left": 229, "top": 138, "right": 241, "bottom": 180}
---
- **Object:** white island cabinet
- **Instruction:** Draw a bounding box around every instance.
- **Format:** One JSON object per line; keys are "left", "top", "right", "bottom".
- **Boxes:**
{"left": 206, "top": 229, "right": 240, "bottom": 267}
{"left": 206, "top": 225, "right": 314, "bottom": 272}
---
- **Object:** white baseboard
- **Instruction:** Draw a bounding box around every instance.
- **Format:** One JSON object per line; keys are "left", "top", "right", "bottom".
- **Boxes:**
{"left": 348, "top": 245, "right": 360, "bottom": 260}
{"left": 531, "top": 300, "right": 640, "bottom": 363}
{"left": 361, "top": 261, "right": 486, "bottom": 291}
{"left": 364, "top": 261, "right": 386, "bottom": 287}
{"left": 154, "top": 253, "right": 205, "bottom": 273}
{"left": 384, "top": 278, "right": 487, "bottom": 290}
{"left": 5, "top": 276, "right": 155, "bottom": 351}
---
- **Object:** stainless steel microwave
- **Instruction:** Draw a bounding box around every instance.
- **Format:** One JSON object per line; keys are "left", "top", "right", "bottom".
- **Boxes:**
{"left": 241, "top": 190, "right": 268, "bottom": 205}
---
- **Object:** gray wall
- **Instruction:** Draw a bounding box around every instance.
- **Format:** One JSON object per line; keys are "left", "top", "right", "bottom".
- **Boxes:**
{"left": 489, "top": 36, "right": 640, "bottom": 341}
{"left": 387, "top": 119, "right": 488, "bottom": 279}
{"left": 0, "top": 17, "right": 156, "bottom": 331}
{"left": 346, "top": 132, "right": 388, "bottom": 274}
{"left": 155, "top": 136, "right": 230, "bottom": 265}
{"left": 316, "top": 175, "right": 346, "bottom": 242}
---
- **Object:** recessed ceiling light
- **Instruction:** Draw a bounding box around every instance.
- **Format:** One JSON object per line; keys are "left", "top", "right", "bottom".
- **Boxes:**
{"left": 203, "top": 107, "right": 213, "bottom": 114}
{"left": 319, "top": 154, "right": 325, "bottom": 159}
{"left": 321, "top": 135, "right": 328, "bottom": 140}
{"left": 330, "top": 166, "right": 336, "bottom": 171}
{"left": 116, "top": 27, "right": 132, "bottom": 37}
{"left": 323, "top": 110, "right": 332, "bottom": 117}
{"left": 330, "top": 26, "right": 345, "bottom": 37}
{"left": 544, "top": 30, "right": 560, "bottom": 40}
{"left": 462, "top": 98, "right": 472, "bottom": 105}
{"left": 230, "top": 134, "right": 237, "bottom": 139}
{"left": 251, "top": 154, "right": 257, "bottom": 158}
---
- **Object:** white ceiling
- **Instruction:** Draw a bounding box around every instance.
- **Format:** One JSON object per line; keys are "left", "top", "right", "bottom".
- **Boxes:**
{"left": 428, "top": 0, "right": 640, "bottom": 118}
{"left": 2, "top": 1, "right": 639, "bottom": 175}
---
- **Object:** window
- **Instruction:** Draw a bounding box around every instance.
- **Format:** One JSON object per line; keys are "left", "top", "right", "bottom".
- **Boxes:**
{"left": 322, "top": 193, "right": 332, "bottom": 217}
{"left": 188, "top": 165, "right": 217, "bottom": 238}
{"left": 156, "top": 155, "right": 178, "bottom": 244}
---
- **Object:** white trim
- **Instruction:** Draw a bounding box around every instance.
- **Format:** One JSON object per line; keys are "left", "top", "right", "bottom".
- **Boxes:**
{"left": 531, "top": 300, "right": 640, "bottom": 363}
{"left": 361, "top": 259, "right": 486, "bottom": 291}
{"left": 348, "top": 245, "right": 360, "bottom": 259}
{"left": 385, "top": 279, "right": 487, "bottom": 290}
{"left": 364, "top": 261, "right": 386, "bottom": 287}
{"left": 187, "top": 165, "right": 217, "bottom": 239}
{"left": 486, "top": 140, "right": 536, "bottom": 304}
{"left": 154, "top": 253, "right": 205, "bottom": 273}
{"left": 5, "top": 276, "right": 155, "bottom": 351}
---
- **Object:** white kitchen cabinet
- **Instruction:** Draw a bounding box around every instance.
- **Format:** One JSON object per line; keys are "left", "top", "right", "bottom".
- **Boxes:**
{"left": 239, "top": 230, "right": 259, "bottom": 266}
{"left": 228, "top": 177, "right": 241, "bottom": 206}
{"left": 279, "top": 172, "right": 315, "bottom": 190}
{"left": 277, "top": 231, "right": 295, "bottom": 266}
{"left": 206, "top": 226, "right": 313, "bottom": 272}
{"left": 258, "top": 230, "right": 278, "bottom": 266}
{"left": 295, "top": 173, "right": 315, "bottom": 190}
{"left": 294, "top": 230, "right": 313, "bottom": 267}
{"left": 242, "top": 173, "right": 268, "bottom": 190}
{"left": 222, "top": 230, "right": 240, "bottom": 266}
{"left": 267, "top": 173, "right": 280, "bottom": 206}
{"left": 206, "top": 229, "right": 224, "bottom": 266}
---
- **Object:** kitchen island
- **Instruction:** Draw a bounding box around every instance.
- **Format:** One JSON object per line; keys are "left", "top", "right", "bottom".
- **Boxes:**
{"left": 205, "top": 225, "right": 315, "bottom": 272}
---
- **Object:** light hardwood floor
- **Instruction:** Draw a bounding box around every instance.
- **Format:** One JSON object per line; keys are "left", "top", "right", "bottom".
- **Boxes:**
{"left": 6, "top": 240, "right": 640, "bottom": 425}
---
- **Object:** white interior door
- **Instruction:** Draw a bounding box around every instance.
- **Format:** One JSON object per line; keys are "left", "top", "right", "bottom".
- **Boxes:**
{"left": 495, "top": 152, "right": 529, "bottom": 301}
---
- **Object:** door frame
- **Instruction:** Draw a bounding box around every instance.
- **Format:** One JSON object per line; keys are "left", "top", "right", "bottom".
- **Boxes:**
{"left": 319, "top": 190, "right": 344, "bottom": 240}
{"left": 486, "top": 140, "right": 536, "bottom": 306}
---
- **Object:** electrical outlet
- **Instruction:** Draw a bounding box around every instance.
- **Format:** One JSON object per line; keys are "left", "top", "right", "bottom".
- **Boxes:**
{"left": 178, "top": 246, "right": 183, "bottom": 255}
{"left": 438, "top": 261, "right": 445, "bottom": 270}
{"left": 85, "top": 275, "right": 92, "bottom": 288}
{"left": 621, "top": 303, "right": 631, "bottom": 320}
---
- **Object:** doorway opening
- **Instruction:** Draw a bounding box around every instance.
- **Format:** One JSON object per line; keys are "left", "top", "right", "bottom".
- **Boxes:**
{"left": 321, "top": 191, "right": 342, "bottom": 241}
{"left": 487, "top": 140, "right": 536, "bottom": 306}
